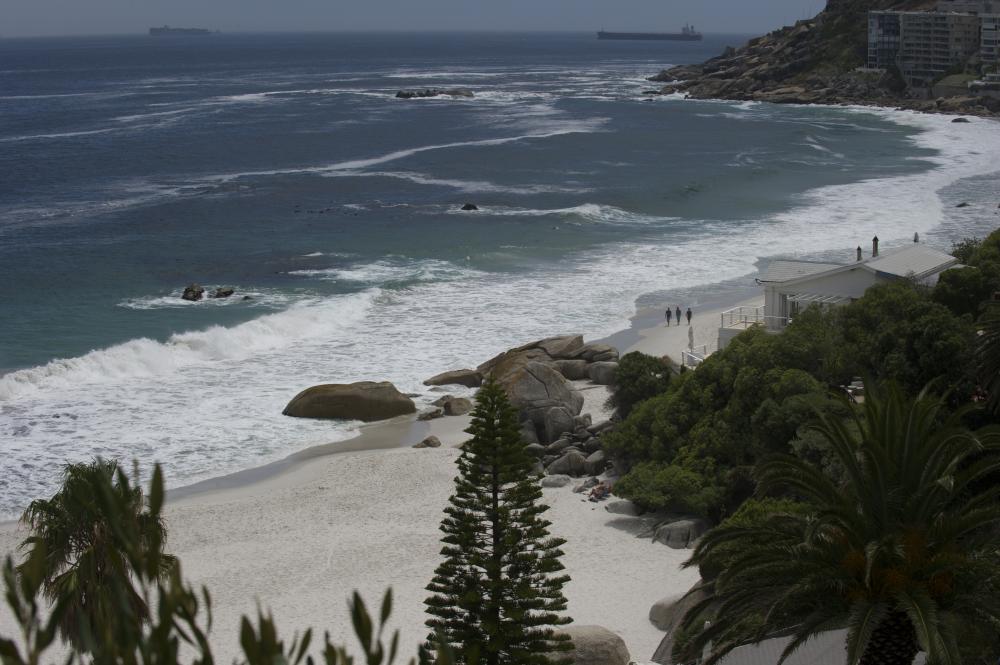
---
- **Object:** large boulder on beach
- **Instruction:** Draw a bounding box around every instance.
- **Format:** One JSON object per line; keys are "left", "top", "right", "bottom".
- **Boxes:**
{"left": 537, "top": 334, "right": 585, "bottom": 359}
{"left": 546, "top": 451, "right": 587, "bottom": 476}
{"left": 423, "top": 368, "right": 482, "bottom": 388}
{"left": 443, "top": 397, "right": 473, "bottom": 416}
{"left": 493, "top": 361, "right": 583, "bottom": 438}
{"left": 413, "top": 435, "right": 441, "bottom": 449}
{"left": 282, "top": 381, "right": 415, "bottom": 422}
{"left": 541, "top": 474, "right": 573, "bottom": 488}
{"left": 417, "top": 406, "right": 444, "bottom": 421}
{"left": 651, "top": 584, "right": 710, "bottom": 661}
{"left": 587, "top": 361, "right": 618, "bottom": 386}
{"left": 525, "top": 443, "right": 546, "bottom": 458}
{"left": 653, "top": 518, "right": 710, "bottom": 549}
{"left": 473, "top": 336, "right": 607, "bottom": 442}
{"left": 570, "top": 343, "right": 619, "bottom": 363}
{"left": 556, "top": 626, "right": 630, "bottom": 665}
{"left": 520, "top": 421, "right": 540, "bottom": 444}
{"left": 554, "top": 359, "right": 589, "bottom": 380}
{"left": 584, "top": 450, "right": 608, "bottom": 475}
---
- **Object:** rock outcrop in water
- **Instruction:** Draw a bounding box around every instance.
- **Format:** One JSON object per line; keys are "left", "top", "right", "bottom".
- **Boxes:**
{"left": 181, "top": 284, "right": 205, "bottom": 301}
{"left": 282, "top": 381, "right": 416, "bottom": 422}
{"left": 649, "top": 0, "right": 1000, "bottom": 117}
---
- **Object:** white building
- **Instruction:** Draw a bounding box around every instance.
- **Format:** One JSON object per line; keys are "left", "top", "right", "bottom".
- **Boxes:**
{"left": 868, "top": 10, "right": 982, "bottom": 88}
{"left": 717, "top": 240, "right": 959, "bottom": 350}
{"left": 983, "top": 14, "right": 1000, "bottom": 68}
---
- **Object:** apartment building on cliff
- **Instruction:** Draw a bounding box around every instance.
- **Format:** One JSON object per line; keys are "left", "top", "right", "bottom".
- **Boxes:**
{"left": 983, "top": 13, "right": 1000, "bottom": 69}
{"left": 867, "top": 9, "right": 981, "bottom": 88}
{"left": 936, "top": 0, "right": 1000, "bottom": 69}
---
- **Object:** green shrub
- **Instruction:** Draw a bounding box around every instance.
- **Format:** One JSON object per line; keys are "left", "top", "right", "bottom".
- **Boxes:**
{"left": 839, "top": 280, "right": 976, "bottom": 397}
{"left": 611, "top": 462, "right": 720, "bottom": 518}
{"left": 605, "top": 351, "right": 671, "bottom": 419}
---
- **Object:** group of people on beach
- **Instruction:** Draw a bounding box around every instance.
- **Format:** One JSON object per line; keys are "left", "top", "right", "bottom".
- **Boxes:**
{"left": 664, "top": 305, "right": 693, "bottom": 326}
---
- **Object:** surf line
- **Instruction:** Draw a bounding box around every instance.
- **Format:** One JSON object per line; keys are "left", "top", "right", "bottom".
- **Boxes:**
{"left": 208, "top": 121, "right": 609, "bottom": 184}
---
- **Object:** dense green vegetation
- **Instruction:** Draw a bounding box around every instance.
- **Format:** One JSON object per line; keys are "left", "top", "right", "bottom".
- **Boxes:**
{"left": 606, "top": 258, "right": 992, "bottom": 520}
{"left": 933, "top": 231, "right": 1000, "bottom": 319}
{"left": 675, "top": 384, "right": 1000, "bottom": 665}
{"left": 604, "top": 351, "right": 671, "bottom": 419}
{"left": 423, "top": 379, "right": 572, "bottom": 665}
{"left": 601, "top": 228, "right": 1000, "bottom": 663}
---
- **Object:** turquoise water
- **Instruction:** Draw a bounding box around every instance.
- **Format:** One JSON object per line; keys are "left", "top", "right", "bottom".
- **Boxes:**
{"left": 2, "top": 32, "right": 999, "bottom": 517}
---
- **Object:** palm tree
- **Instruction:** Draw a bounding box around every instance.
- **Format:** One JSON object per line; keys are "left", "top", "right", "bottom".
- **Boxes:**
{"left": 18, "top": 459, "right": 175, "bottom": 648}
{"left": 675, "top": 382, "right": 1000, "bottom": 665}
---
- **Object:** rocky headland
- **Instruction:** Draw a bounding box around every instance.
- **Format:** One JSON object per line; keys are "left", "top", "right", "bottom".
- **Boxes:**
{"left": 648, "top": 0, "right": 1000, "bottom": 117}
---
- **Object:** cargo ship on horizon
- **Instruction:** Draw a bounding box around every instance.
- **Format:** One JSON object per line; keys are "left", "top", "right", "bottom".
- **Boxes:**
{"left": 149, "top": 26, "right": 215, "bottom": 36}
{"left": 597, "top": 24, "right": 702, "bottom": 41}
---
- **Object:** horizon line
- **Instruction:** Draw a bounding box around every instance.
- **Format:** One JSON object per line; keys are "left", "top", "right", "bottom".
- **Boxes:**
{"left": 1, "top": 27, "right": 762, "bottom": 40}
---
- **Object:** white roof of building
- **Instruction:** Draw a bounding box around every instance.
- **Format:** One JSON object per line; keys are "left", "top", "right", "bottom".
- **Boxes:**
{"left": 758, "top": 260, "right": 843, "bottom": 283}
{"left": 760, "top": 243, "right": 958, "bottom": 287}
{"left": 865, "top": 244, "right": 959, "bottom": 279}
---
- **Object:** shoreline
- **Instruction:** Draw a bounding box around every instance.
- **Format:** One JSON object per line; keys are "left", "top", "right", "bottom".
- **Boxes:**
{"left": 0, "top": 297, "right": 737, "bottom": 662}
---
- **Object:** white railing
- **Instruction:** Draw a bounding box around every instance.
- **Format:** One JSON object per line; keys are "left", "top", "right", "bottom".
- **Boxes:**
{"left": 719, "top": 306, "right": 790, "bottom": 330}
{"left": 720, "top": 306, "right": 763, "bottom": 329}
{"left": 681, "top": 344, "right": 709, "bottom": 367}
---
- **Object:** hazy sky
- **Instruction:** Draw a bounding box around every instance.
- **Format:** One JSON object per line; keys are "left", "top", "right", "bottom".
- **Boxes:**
{"left": 6, "top": 0, "right": 828, "bottom": 38}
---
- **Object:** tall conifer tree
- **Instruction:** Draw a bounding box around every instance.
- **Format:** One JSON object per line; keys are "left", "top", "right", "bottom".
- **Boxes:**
{"left": 423, "top": 379, "right": 573, "bottom": 665}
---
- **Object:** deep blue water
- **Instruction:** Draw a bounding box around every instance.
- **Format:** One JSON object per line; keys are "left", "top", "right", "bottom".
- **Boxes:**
{"left": 1, "top": 32, "right": 998, "bottom": 516}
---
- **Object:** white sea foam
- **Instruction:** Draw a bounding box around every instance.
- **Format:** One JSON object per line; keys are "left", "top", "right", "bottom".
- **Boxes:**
{"left": 0, "top": 127, "right": 118, "bottom": 143}
{"left": 0, "top": 291, "right": 377, "bottom": 402}
{"left": 358, "top": 171, "right": 591, "bottom": 195}
{"left": 207, "top": 121, "right": 609, "bottom": 183}
{"left": 113, "top": 107, "right": 203, "bottom": 123}
{"left": 443, "top": 203, "right": 675, "bottom": 227}
{"left": 288, "top": 258, "right": 478, "bottom": 284}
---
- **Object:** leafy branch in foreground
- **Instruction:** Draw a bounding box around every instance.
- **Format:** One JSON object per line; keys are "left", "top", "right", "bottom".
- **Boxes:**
{"left": 17, "top": 459, "right": 175, "bottom": 650}
{"left": 1, "top": 461, "right": 456, "bottom": 665}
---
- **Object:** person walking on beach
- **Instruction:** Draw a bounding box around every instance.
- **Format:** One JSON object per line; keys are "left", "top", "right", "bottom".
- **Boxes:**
{"left": 675, "top": 305, "right": 682, "bottom": 324}
{"left": 688, "top": 325, "right": 694, "bottom": 351}
{"left": 665, "top": 308, "right": 672, "bottom": 326}
{"left": 686, "top": 307, "right": 693, "bottom": 325}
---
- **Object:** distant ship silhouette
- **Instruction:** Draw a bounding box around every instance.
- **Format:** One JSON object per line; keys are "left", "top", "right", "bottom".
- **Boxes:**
{"left": 149, "top": 26, "right": 216, "bottom": 36}
{"left": 597, "top": 24, "right": 702, "bottom": 41}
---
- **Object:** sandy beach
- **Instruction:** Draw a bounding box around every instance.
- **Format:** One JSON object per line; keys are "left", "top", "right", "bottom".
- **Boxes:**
{"left": 0, "top": 301, "right": 747, "bottom": 662}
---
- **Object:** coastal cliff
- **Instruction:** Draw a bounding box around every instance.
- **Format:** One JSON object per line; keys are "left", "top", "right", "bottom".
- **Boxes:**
{"left": 650, "top": 0, "right": 1000, "bottom": 116}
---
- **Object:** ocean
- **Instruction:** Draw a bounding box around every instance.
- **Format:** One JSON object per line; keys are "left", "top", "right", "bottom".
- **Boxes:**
{"left": 2, "top": 32, "right": 999, "bottom": 518}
